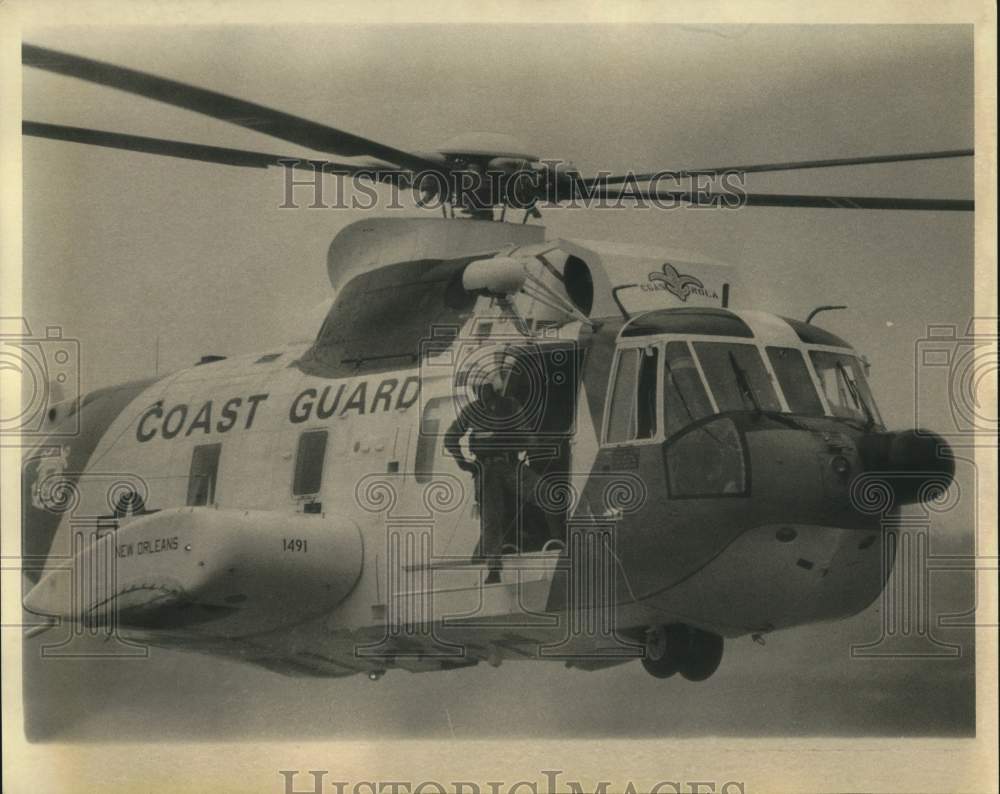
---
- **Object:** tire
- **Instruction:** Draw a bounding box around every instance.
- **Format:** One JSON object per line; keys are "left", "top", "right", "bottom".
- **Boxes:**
{"left": 677, "top": 629, "right": 724, "bottom": 682}
{"left": 641, "top": 654, "right": 679, "bottom": 678}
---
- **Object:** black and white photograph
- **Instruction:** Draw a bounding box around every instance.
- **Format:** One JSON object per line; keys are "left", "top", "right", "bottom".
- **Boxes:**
{"left": 1, "top": 3, "right": 996, "bottom": 793}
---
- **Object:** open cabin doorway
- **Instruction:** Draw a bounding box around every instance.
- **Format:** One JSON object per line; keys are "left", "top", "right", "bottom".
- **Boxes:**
{"left": 493, "top": 340, "right": 584, "bottom": 555}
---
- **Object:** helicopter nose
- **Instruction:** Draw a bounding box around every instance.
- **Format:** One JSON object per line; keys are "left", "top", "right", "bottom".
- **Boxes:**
{"left": 859, "top": 428, "right": 955, "bottom": 505}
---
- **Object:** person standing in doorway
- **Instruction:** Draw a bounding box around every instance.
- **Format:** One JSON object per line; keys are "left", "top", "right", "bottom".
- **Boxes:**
{"left": 445, "top": 375, "right": 524, "bottom": 584}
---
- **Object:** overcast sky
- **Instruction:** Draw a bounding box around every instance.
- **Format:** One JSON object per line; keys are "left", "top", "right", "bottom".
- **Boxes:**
{"left": 19, "top": 24, "right": 977, "bottom": 741}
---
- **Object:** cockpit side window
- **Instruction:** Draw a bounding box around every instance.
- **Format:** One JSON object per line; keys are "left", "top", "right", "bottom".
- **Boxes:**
{"left": 692, "top": 342, "right": 782, "bottom": 414}
{"left": 809, "top": 351, "right": 882, "bottom": 425}
{"left": 606, "top": 349, "right": 637, "bottom": 442}
{"left": 636, "top": 346, "right": 659, "bottom": 439}
{"left": 663, "top": 341, "right": 714, "bottom": 436}
{"left": 766, "top": 346, "right": 824, "bottom": 416}
{"left": 606, "top": 346, "right": 659, "bottom": 443}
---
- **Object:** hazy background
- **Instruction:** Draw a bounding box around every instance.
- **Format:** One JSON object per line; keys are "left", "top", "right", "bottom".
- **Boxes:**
{"left": 19, "top": 24, "right": 978, "bottom": 739}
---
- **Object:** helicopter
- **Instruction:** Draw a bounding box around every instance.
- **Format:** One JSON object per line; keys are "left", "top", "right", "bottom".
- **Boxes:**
{"left": 19, "top": 43, "right": 969, "bottom": 683}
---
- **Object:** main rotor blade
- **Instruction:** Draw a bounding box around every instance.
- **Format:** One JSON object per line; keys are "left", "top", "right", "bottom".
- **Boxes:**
{"left": 23, "top": 121, "right": 410, "bottom": 179}
{"left": 23, "top": 43, "right": 443, "bottom": 175}
{"left": 577, "top": 189, "right": 974, "bottom": 211}
{"left": 585, "top": 149, "right": 975, "bottom": 186}
{"left": 21, "top": 121, "right": 386, "bottom": 174}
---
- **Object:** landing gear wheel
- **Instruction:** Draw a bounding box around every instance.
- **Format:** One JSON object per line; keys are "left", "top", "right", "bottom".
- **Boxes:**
{"left": 677, "top": 629, "right": 724, "bottom": 682}
{"left": 641, "top": 624, "right": 724, "bottom": 681}
{"left": 641, "top": 625, "right": 682, "bottom": 678}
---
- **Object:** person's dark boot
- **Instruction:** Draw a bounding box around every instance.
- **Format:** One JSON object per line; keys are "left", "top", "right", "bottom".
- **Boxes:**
{"left": 485, "top": 562, "right": 502, "bottom": 584}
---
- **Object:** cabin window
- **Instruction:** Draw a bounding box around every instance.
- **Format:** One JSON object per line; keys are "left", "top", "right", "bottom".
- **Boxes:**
{"left": 606, "top": 346, "right": 659, "bottom": 443}
{"left": 809, "top": 351, "right": 882, "bottom": 425}
{"left": 692, "top": 342, "right": 781, "bottom": 414}
{"left": 664, "top": 417, "right": 747, "bottom": 497}
{"left": 293, "top": 430, "right": 328, "bottom": 496}
{"left": 416, "top": 397, "right": 456, "bottom": 483}
{"left": 766, "top": 346, "right": 824, "bottom": 416}
{"left": 186, "top": 443, "right": 221, "bottom": 506}
{"left": 663, "top": 341, "right": 714, "bottom": 436}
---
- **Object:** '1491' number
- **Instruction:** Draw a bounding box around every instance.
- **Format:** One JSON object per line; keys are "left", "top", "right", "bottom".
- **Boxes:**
{"left": 282, "top": 538, "right": 308, "bottom": 552}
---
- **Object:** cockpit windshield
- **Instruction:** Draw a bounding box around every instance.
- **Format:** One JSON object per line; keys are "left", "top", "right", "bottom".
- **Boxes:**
{"left": 808, "top": 351, "right": 882, "bottom": 425}
{"left": 766, "top": 346, "right": 825, "bottom": 416}
{"left": 663, "top": 341, "right": 714, "bottom": 432}
{"left": 692, "top": 341, "right": 782, "bottom": 414}
{"left": 609, "top": 331, "right": 884, "bottom": 446}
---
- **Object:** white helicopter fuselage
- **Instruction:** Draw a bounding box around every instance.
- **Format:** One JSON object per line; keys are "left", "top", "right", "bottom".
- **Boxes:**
{"left": 23, "top": 219, "right": 951, "bottom": 680}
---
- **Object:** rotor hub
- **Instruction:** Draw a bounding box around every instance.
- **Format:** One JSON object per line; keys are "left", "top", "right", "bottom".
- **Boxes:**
{"left": 433, "top": 131, "right": 538, "bottom": 162}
